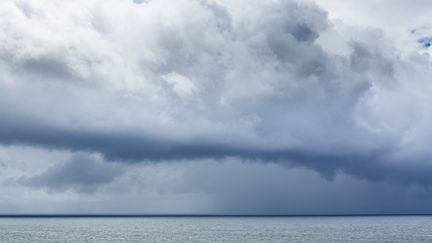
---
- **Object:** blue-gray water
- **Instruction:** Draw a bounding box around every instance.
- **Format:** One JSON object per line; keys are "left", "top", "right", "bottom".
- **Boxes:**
{"left": 1, "top": 216, "right": 432, "bottom": 242}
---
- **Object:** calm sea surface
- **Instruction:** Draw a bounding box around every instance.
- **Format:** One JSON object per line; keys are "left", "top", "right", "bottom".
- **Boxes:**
{"left": 0, "top": 216, "right": 431, "bottom": 242}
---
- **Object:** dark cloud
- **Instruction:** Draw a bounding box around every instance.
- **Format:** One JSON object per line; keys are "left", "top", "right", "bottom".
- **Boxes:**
{"left": 418, "top": 37, "right": 432, "bottom": 48}
{"left": 21, "top": 56, "right": 74, "bottom": 80}
{"left": 3, "top": 116, "right": 432, "bottom": 187}
{"left": 22, "top": 154, "right": 124, "bottom": 193}
{"left": 177, "top": 161, "right": 432, "bottom": 215}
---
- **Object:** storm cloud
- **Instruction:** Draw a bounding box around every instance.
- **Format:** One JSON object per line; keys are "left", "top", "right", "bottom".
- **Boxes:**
{"left": 1, "top": 0, "right": 432, "bottom": 194}
{"left": 23, "top": 153, "right": 124, "bottom": 193}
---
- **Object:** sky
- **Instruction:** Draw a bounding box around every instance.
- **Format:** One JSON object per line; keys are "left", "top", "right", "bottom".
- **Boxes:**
{"left": 0, "top": 0, "right": 432, "bottom": 214}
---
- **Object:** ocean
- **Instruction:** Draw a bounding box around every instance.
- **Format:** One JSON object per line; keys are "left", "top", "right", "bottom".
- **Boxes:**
{"left": 0, "top": 216, "right": 431, "bottom": 242}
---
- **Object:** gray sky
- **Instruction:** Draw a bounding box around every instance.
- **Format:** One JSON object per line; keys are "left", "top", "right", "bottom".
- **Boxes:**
{"left": 0, "top": 0, "right": 432, "bottom": 214}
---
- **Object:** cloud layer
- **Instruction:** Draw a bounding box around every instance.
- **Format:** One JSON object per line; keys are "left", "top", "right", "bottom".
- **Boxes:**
{"left": 1, "top": 0, "right": 432, "bottom": 188}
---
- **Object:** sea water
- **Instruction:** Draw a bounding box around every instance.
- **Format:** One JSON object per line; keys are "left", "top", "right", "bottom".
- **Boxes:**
{"left": 0, "top": 216, "right": 431, "bottom": 242}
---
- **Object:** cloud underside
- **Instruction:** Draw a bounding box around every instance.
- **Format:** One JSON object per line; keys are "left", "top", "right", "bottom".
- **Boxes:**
{"left": 2, "top": 116, "right": 432, "bottom": 186}
{"left": 1, "top": 0, "right": 432, "bottom": 187}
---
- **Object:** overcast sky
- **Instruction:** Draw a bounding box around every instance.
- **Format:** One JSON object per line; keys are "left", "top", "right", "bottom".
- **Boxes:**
{"left": 1, "top": 0, "right": 432, "bottom": 214}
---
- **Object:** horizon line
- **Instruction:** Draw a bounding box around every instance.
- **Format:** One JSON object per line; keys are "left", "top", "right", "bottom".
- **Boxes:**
{"left": 0, "top": 214, "right": 432, "bottom": 218}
